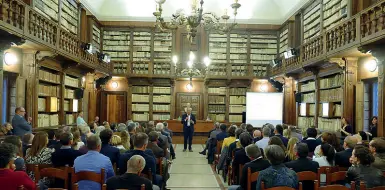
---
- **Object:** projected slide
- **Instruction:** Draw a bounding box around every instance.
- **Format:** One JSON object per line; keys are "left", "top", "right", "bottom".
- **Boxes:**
{"left": 246, "top": 92, "right": 283, "bottom": 127}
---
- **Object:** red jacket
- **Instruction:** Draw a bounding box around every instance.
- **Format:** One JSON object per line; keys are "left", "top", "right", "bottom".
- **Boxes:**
{"left": 0, "top": 169, "right": 36, "bottom": 190}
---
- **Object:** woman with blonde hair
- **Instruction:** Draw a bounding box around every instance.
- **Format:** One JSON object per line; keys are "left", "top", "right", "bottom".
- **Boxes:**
{"left": 72, "top": 131, "right": 85, "bottom": 150}
{"left": 283, "top": 129, "right": 291, "bottom": 139}
{"left": 286, "top": 137, "right": 299, "bottom": 162}
{"left": 111, "top": 135, "right": 126, "bottom": 153}
{"left": 120, "top": 130, "right": 131, "bottom": 150}
{"left": 0, "top": 122, "right": 13, "bottom": 136}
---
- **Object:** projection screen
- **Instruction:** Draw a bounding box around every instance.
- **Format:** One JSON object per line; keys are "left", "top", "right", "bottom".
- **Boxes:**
{"left": 246, "top": 92, "right": 283, "bottom": 127}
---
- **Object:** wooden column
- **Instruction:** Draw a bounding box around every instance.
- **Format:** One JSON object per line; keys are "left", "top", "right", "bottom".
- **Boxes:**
{"left": 85, "top": 73, "right": 96, "bottom": 123}
{"left": 283, "top": 77, "right": 297, "bottom": 125}
{"left": 343, "top": 58, "right": 358, "bottom": 127}
{"left": 21, "top": 50, "right": 38, "bottom": 126}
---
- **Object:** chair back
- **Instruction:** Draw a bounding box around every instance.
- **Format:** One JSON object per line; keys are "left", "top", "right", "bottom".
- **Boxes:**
{"left": 239, "top": 164, "right": 244, "bottom": 182}
{"left": 316, "top": 178, "right": 355, "bottom": 190}
{"left": 72, "top": 168, "right": 105, "bottom": 189}
{"left": 261, "top": 181, "right": 296, "bottom": 190}
{"left": 247, "top": 168, "right": 259, "bottom": 190}
{"left": 317, "top": 166, "right": 338, "bottom": 183}
{"left": 25, "top": 164, "right": 54, "bottom": 184}
{"left": 359, "top": 182, "right": 385, "bottom": 190}
{"left": 216, "top": 140, "right": 223, "bottom": 154}
{"left": 73, "top": 183, "right": 106, "bottom": 190}
{"left": 156, "top": 157, "right": 163, "bottom": 176}
{"left": 140, "top": 168, "right": 153, "bottom": 182}
{"left": 36, "top": 166, "right": 70, "bottom": 189}
{"left": 326, "top": 168, "right": 347, "bottom": 185}
{"left": 297, "top": 171, "right": 318, "bottom": 190}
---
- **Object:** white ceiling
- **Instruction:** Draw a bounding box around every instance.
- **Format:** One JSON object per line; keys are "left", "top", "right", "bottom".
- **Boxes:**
{"left": 80, "top": 0, "right": 310, "bottom": 24}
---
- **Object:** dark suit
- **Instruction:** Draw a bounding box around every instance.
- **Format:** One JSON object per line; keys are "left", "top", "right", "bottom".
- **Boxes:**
{"left": 119, "top": 150, "right": 157, "bottom": 183}
{"left": 232, "top": 148, "right": 251, "bottom": 184}
{"left": 100, "top": 143, "right": 121, "bottom": 165}
{"left": 181, "top": 113, "right": 196, "bottom": 150}
{"left": 302, "top": 138, "right": 322, "bottom": 153}
{"left": 335, "top": 148, "right": 353, "bottom": 168}
{"left": 48, "top": 140, "right": 62, "bottom": 151}
{"left": 51, "top": 146, "right": 83, "bottom": 167}
{"left": 285, "top": 157, "right": 320, "bottom": 190}
{"left": 275, "top": 134, "right": 288, "bottom": 147}
{"left": 106, "top": 173, "right": 153, "bottom": 190}
{"left": 239, "top": 158, "right": 270, "bottom": 190}
{"left": 147, "top": 142, "right": 165, "bottom": 158}
{"left": 11, "top": 114, "right": 32, "bottom": 137}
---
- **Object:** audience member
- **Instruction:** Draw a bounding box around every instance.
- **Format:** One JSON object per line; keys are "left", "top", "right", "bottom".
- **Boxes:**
{"left": 0, "top": 143, "right": 36, "bottom": 190}
{"left": 48, "top": 129, "right": 64, "bottom": 151}
{"left": 246, "top": 124, "right": 254, "bottom": 137}
{"left": 76, "top": 111, "right": 87, "bottom": 126}
{"left": 283, "top": 129, "right": 291, "bottom": 139}
{"left": 120, "top": 130, "right": 131, "bottom": 150}
{"left": 346, "top": 145, "right": 385, "bottom": 188}
{"left": 289, "top": 126, "right": 303, "bottom": 140}
{"left": 22, "top": 133, "right": 34, "bottom": 156}
{"left": 340, "top": 117, "right": 353, "bottom": 138}
{"left": 200, "top": 122, "right": 221, "bottom": 155}
{"left": 313, "top": 143, "right": 335, "bottom": 184}
{"left": 369, "top": 138, "right": 385, "bottom": 171}
{"left": 253, "top": 129, "right": 262, "bottom": 143}
{"left": 369, "top": 116, "right": 378, "bottom": 138}
{"left": 274, "top": 124, "right": 288, "bottom": 147}
{"left": 100, "top": 129, "right": 121, "bottom": 165}
{"left": 268, "top": 136, "right": 286, "bottom": 153}
{"left": 285, "top": 143, "right": 319, "bottom": 173}
{"left": 354, "top": 133, "right": 363, "bottom": 145}
{"left": 163, "top": 122, "right": 173, "bottom": 138}
{"left": 314, "top": 132, "right": 341, "bottom": 157}
{"left": 256, "top": 127, "right": 270, "bottom": 150}
{"left": 286, "top": 137, "right": 299, "bottom": 162}
{"left": 74, "top": 135, "right": 114, "bottom": 190}
{"left": 3, "top": 135, "right": 25, "bottom": 171}
{"left": 11, "top": 107, "right": 32, "bottom": 137}
{"left": 72, "top": 130, "right": 85, "bottom": 150}
{"left": 95, "top": 126, "right": 106, "bottom": 136}
{"left": 111, "top": 135, "right": 126, "bottom": 153}
{"left": 94, "top": 116, "right": 100, "bottom": 125}
{"left": 0, "top": 122, "right": 13, "bottom": 136}
{"left": 107, "top": 155, "right": 157, "bottom": 190}
{"left": 127, "top": 122, "right": 136, "bottom": 149}
{"left": 302, "top": 128, "right": 321, "bottom": 154}
{"left": 147, "top": 131, "right": 165, "bottom": 158}
{"left": 335, "top": 136, "right": 358, "bottom": 168}
{"left": 216, "top": 124, "right": 228, "bottom": 141}
{"left": 155, "top": 123, "right": 170, "bottom": 154}
{"left": 232, "top": 132, "right": 253, "bottom": 184}
{"left": 256, "top": 145, "right": 298, "bottom": 190}
{"left": 227, "top": 128, "right": 244, "bottom": 160}
{"left": 47, "top": 129, "right": 56, "bottom": 147}
{"left": 222, "top": 126, "right": 237, "bottom": 150}
{"left": 51, "top": 132, "right": 82, "bottom": 167}
{"left": 117, "top": 123, "right": 128, "bottom": 132}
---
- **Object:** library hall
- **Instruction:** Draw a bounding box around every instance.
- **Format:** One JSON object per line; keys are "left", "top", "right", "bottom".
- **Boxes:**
{"left": 1, "top": 0, "right": 385, "bottom": 190}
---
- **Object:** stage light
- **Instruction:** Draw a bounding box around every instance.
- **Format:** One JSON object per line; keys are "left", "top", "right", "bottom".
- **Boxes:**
{"left": 260, "top": 84, "right": 268, "bottom": 92}
{"left": 189, "top": 51, "right": 195, "bottom": 61}
{"left": 187, "top": 60, "right": 193, "bottom": 68}
{"left": 4, "top": 52, "right": 18, "bottom": 65}
{"left": 365, "top": 59, "right": 377, "bottom": 72}
{"left": 82, "top": 43, "right": 94, "bottom": 54}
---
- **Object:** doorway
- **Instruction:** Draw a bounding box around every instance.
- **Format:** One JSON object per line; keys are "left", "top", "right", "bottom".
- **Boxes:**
{"left": 100, "top": 91, "right": 127, "bottom": 124}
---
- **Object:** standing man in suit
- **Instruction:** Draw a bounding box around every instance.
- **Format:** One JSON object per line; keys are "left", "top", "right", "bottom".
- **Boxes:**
{"left": 11, "top": 107, "right": 32, "bottom": 137}
{"left": 181, "top": 109, "right": 196, "bottom": 152}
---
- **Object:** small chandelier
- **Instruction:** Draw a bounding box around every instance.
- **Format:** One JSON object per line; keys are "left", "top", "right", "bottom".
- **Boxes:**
{"left": 172, "top": 51, "right": 211, "bottom": 78}
{"left": 153, "top": 0, "right": 241, "bottom": 42}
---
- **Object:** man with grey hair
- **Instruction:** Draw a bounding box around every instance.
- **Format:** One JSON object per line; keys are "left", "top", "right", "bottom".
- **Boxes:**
{"left": 228, "top": 144, "right": 270, "bottom": 190}
{"left": 256, "top": 126, "right": 271, "bottom": 150}
{"left": 117, "top": 123, "right": 128, "bottom": 132}
{"left": 107, "top": 155, "right": 158, "bottom": 190}
{"left": 335, "top": 135, "right": 358, "bottom": 167}
{"left": 199, "top": 122, "right": 221, "bottom": 155}
{"left": 155, "top": 123, "right": 170, "bottom": 157}
{"left": 74, "top": 135, "right": 115, "bottom": 190}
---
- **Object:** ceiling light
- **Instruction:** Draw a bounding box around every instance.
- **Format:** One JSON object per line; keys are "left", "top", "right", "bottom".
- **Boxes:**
{"left": 365, "top": 59, "right": 378, "bottom": 72}
{"left": 187, "top": 60, "right": 193, "bottom": 68}
{"left": 4, "top": 52, "right": 18, "bottom": 65}
{"left": 260, "top": 84, "right": 268, "bottom": 92}
{"left": 111, "top": 81, "right": 118, "bottom": 89}
{"left": 186, "top": 82, "right": 193, "bottom": 90}
{"left": 172, "top": 55, "right": 178, "bottom": 65}
{"left": 203, "top": 56, "right": 211, "bottom": 67}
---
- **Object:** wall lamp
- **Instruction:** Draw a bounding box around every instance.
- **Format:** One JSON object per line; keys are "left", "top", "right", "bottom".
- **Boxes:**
{"left": 111, "top": 81, "right": 118, "bottom": 89}
{"left": 4, "top": 52, "right": 18, "bottom": 65}
{"left": 365, "top": 59, "right": 378, "bottom": 72}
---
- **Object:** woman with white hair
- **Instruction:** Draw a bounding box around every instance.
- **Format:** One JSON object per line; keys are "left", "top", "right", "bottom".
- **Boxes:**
{"left": 95, "top": 126, "right": 106, "bottom": 136}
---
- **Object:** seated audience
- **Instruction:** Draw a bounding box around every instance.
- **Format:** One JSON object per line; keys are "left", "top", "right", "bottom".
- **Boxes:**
{"left": 253, "top": 129, "right": 262, "bottom": 143}
{"left": 227, "top": 128, "right": 244, "bottom": 161}
{"left": 100, "top": 129, "right": 120, "bottom": 166}
{"left": 302, "top": 128, "right": 321, "bottom": 154}
{"left": 95, "top": 126, "right": 105, "bottom": 136}
{"left": 4, "top": 135, "right": 25, "bottom": 171}
{"left": 72, "top": 130, "right": 85, "bottom": 150}
{"left": 222, "top": 126, "right": 237, "bottom": 150}
{"left": 335, "top": 135, "right": 357, "bottom": 168}
{"left": 268, "top": 136, "right": 286, "bottom": 153}
{"left": 285, "top": 137, "right": 299, "bottom": 162}
{"left": 200, "top": 122, "right": 221, "bottom": 155}
{"left": 289, "top": 126, "right": 303, "bottom": 140}
{"left": 314, "top": 132, "right": 341, "bottom": 158}
{"left": 313, "top": 143, "right": 335, "bottom": 184}
{"left": 256, "top": 127, "right": 271, "bottom": 150}
{"left": 127, "top": 122, "right": 136, "bottom": 149}
{"left": 216, "top": 124, "right": 228, "bottom": 141}
{"left": 163, "top": 121, "right": 173, "bottom": 138}
{"left": 48, "top": 129, "right": 64, "bottom": 151}
{"left": 155, "top": 123, "right": 170, "bottom": 154}
{"left": 47, "top": 130, "right": 56, "bottom": 147}
{"left": 107, "top": 155, "right": 158, "bottom": 190}
{"left": 0, "top": 143, "right": 36, "bottom": 190}
{"left": 283, "top": 129, "right": 291, "bottom": 139}
{"left": 285, "top": 143, "right": 319, "bottom": 173}
{"left": 111, "top": 135, "right": 126, "bottom": 153}
{"left": 369, "top": 138, "right": 385, "bottom": 171}
{"left": 51, "top": 132, "right": 82, "bottom": 167}
{"left": 80, "top": 125, "right": 92, "bottom": 144}
{"left": 346, "top": 145, "right": 385, "bottom": 188}
{"left": 117, "top": 123, "right": 128, "bottom": 132}
{"left": 22, "top": 133, "right": 34, "bottom": 156}
{"left": 274, "top": 124, "right": 288, "bottom": 147}
{"left": 25, "top": 132, "right": 55, "bottom": 188}
{"left": 119, "top": 133, "right": 162, "bottom": 186}
{"left": 232, "top": 132, "right": 253, "bottom": 184}
{"left": 0, "top": 122, "right": 13, "bottom": 136}
{"left": 74, "top": 135, "right": 115, "bottom": 190}
{"left": 256, "top": 145, "right": 298, "bottom": 190}
{"left": 246, "top": 124, "right": 254, "bottom": 138}
{"left": 147, "top": 131, "right": 165, "bottom": 158}
{"left": 120, "top": 130, "right": 131, "bottom": 150}
{"left": 162, "top": 121, "right": 175, "bottom": 159}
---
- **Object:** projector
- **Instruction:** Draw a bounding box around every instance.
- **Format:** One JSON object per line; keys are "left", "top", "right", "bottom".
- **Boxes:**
{"left": 98, "top": 53, "right": 110, "bottom": 63}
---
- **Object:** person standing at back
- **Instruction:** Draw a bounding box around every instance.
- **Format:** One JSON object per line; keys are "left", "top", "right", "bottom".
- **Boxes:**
{"left": 76, "top": 111, "right": 87, "bottom": 126}
{"left": 12, "top": 107, "right": 32, "bottom": 137}
{"left": 181, "top": 109, "right": 196, "bottom": 152}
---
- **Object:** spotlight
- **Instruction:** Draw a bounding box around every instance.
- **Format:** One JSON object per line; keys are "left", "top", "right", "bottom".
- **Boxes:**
{"left": 284, "top": 48, "right": 299, "bottom": 59}
{"left": 111, "top": 81, "right": 118, "bottom": 89}
{"left": 186, "top": 83, "right": 193, "bottom": 90}
{"left": 81, "top": 43, "right": 94, "bottom": 54}
{"left": 365, "top": 59, "right": 378, "bottom": 72}
{"left": 270, "top": 59, "right": 281, "bottom": 68}
{"left": 98, "top": 53, "right": 110, "bottom": 63}
{"left": 260, "top": 84, "right": 268, "bottom": 92}
{"left": 4, "top": 52, "right": 18, "bottom": 65}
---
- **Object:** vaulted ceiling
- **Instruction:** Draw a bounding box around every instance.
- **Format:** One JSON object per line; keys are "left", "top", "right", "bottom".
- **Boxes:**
{"left": 80, "top": 0, "right": 310, "bottom": 24}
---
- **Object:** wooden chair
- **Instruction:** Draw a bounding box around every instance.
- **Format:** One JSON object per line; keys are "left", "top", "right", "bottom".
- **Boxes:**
{"left": 297, "top": 171, "right": 318, "bottom": 190}
{"left": 228, "top": 151, "right": 236, "bottom": 185}
{"left": 25, "top": 164, "right": 54, "bottom": 184}
{"left": 35, "top": 166, "right": 70, "bottom": 189}
{"left": 359, "top": 182, "right": 385, "bottom": 190}
{"left": 337, "top": 167, "right": 348, "bottom": 171}
{"left": 72, "top": 168, "right": 105, "bottom": 189}
{"left": 315, "top": 180, "right": 355, "bottom": 190}
{"left": 317, "top": 166, "right": 339, "bottom": 185}
{"left": 247, "top": 168, "right": 259, "bottom": 190}
{"left": 261, "top": 181, "right": 296, "bottom": 190}
{"left": 156, "top": 157, "right": 163, "bottom": 176}
{"left": 214, "top": 140, "right": 223, "bottom": 172}
{"left": 73, "top": 183, "right": 107, "bottom": 190}
{"left": 326, "top": 168, "right": 347, "bottom": 185}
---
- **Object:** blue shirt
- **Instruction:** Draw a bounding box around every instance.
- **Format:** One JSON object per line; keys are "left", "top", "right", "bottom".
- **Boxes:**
{"left": 76, "top": 116, "right": 87, "bottom": 126}
{"left": 74, "top": 150, "right": 115, "bottom": 190}
{"left": 216, "top": 132, "right": 228, "bottom": 141}
{"left": 256, "top": 137, "right": 270, "bottom": 150}
{"left": 256, "top": 164, "right": 298, "bottom": 190}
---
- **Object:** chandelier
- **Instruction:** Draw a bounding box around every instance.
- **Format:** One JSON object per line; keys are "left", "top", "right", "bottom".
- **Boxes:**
{"left": 153, "top": 0, "right": 241, "bottom": 42}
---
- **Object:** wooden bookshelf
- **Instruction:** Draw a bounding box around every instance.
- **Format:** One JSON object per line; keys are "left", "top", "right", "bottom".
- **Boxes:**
{"left": 229, "top": 87, "right": 247, "bottom": 123}
{"left": 322, "top": 0, "right": 348, "bottom": 31}
{"left": 131, "top": 86, "right": 150, "bottom": 121}
{"left": 63, "top": 74, "right": 81, "bottom": 125}
{"left": 152, "top": 86, "right": 171, "bottom": 121}
{"left": 279, "top": 27, "right": 289, "bottom": 57}
{"left": 92, "top": 24, "right": 101, "bottom": 52}
{"left": 207, "top": 87, "right": 227, "bottom": 122}
{"left": 229, "top": 33, "right": 248, "bottom": 64}
{"left": 60, "top": 0, "right": 79, "bottom": 35}
{"left": 297, "top": 79, "right": 316, "bottom": 128}
{"left": 303, "top": 0, "right": 322, "bottom": 43}
{"left": 103, "top": 30, "right": 131, "bottom": 74}
{"left": 208, "top": 33, "right": 228, "bottom": 64}
{"left": 132, "top": 31, "right": 151, "bottom": 62}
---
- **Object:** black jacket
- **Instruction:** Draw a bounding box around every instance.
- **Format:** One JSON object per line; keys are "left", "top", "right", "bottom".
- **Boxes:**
{"left": 335, "top": 149, "right": 353, "bottom": 168}
{"left": 285, "top": 157, "right": 319, "bottom": 190}
{"left": 232, "top": 148, "right": 251, "bottom": 184}
{"left": 346, "top": 164, "right": 385, "bottom": 188}
{"left": 147, "top": 143, "right": 164, "bottom": 158}
{"left": 106, "top": 173, "right": 153, "bottom": 190}
{"left": 100, "top": 144, "right": 121, "bottom": 165}
{"left": 51, "top": 147, "right": 83, "bottom": 167}
{"left": 239, "top": 158, "right": 270, "bottom": 190}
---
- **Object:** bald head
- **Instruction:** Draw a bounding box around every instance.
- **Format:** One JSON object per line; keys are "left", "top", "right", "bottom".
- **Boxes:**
{"left": 253, "top": 130, "right": 262, "bottom": 138}
{"left": 127, "top": 155, "right": 146, "bottom": 173}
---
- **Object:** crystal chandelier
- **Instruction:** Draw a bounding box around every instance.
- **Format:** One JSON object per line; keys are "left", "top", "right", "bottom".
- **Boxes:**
{"left": 172, "top": 51, "right": 211, "bottom": 79}
{"left": 153, "top": 0, "right": 241, "bottom": 42}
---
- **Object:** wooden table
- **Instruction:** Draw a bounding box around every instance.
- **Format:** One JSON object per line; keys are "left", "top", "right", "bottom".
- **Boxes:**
{"left": 162, "top": 120, "right": 215, "bottom": 133}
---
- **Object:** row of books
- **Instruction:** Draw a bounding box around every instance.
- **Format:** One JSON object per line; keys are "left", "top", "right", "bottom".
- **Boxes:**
{"left": 230, "top": 88, "right": 247, "bottom": 95}
{"left": 64, "top": 89, "right": 74, "bottom": 99}
{"left": 132, "top": 94, "right": 149, "bottom": 102}
{"left": 64, "top": 75, "right": 79, "bottom": 88}
{"left": 132, "top": 104, "right": 149, "bottom": 111}
{"left": 250, "top": 54, "right": 276, "bottom": 60}
{"left": 318, "top": 117, "right": 341, "bottom": 132}
{"left": 208, "top": 105, "right": 226, "bottom": 113}
{"left": 298, "top": 116, "right": 315, "bottom": 128}
{"left": 229, "top": 115, "right": 242, "bottom": 123}
{"left": 320, "top": 74, "right": 343, "bottom": 89}
{"left": 92, "top": 25, "right": 101, "bottom": 51}
{"left": 153, "top": 104, "right": 170, "bottom": 112}
{"left": 208, "top": 114, "right": 225, "bottom": 122}
{"left": 208, "top": 87, "right": 226, "bottom": 95}
{"left": 39, "top": 70, "right": 60, "bottom": 83}
{"left": 153, "top": 95, "right": 171, "bottom": 103}
{"left": 320, "top": 88, "right": 343, "bottom": 102}
{"left": 319, "top": 103, "right": 342, "bottom": 117}
{"left": 65, "top": 114, "right": 75, "bottom": 125}
{"left": 38, "top": 84, "right": 60, "bottom": 97}
{"left": 64, "top": 100, "right": 70, "bottom": 111}
{"left": 230, "top": 54, "right": 248, "bottom": 59}
{"left": 208, "top": 96, "right": 225, "bottom": 104}
{"left": 231, "top": 70, "right": 248, "bottom": 76}
{"left": 131, "top": 86, "right": 150, "bottom": 94}
{"left": 33, "top": 0, "right": 59, "bottom": 21}
{"left": 60, "top": 0, "right": 78, "bottom": 34}
{"left": 153, "top": 114, "right": 171, "bottom": 120}
{"left": 37, "top": 114, "right": 59, "bottom": 128}
{"left": 38, "top": 98, "right": 47, "bottom": 112}
{"left": 153, "top": 63, "right": 171, "bottom": 75}
{"left": 302, "top": 92, "right": 315, "bottom": 103}
{"left": 153, "top": 87, "right": 171, "bottom": 94}
{"left": 208, "top": 66, "right": 227, "bottom": 76}
{"left": 229, "top": 105, "right": 245, "bottom": 113}
{"left": 230, "top": 96, "right": 246, "bottom": 105}
{"left": 133, "top": 113, "right": 149, "bottom": 121}
{"left": 300, "top": 81, "right": 316, "bottom": 92}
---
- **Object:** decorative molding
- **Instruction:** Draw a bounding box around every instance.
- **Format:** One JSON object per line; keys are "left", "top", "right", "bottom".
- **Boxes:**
{"left": 36, "top": 51, "right": 58, "bottom": 61}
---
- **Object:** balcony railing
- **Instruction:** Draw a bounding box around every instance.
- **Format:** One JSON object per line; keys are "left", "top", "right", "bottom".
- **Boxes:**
{"left": 0, "top": 0, "right": 111, "bottom": 74}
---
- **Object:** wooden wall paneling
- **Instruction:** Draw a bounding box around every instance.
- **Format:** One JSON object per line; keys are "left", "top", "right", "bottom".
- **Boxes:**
{"left": 0, "top": 52, "right": 4, "bottom": 124}
{"left": 149, "top": 85, "right": 154, "bottom": 121}
{"left": 59, "top": 72, "right": 65, "bottom": 125}
{"left": 343, "top": 58, "right": 358, "bottom": 128}
{"left": 176, "top": 92, "right": 203, "bottom": 120}
{"left": 283, "top": 78, "right": 297, "bottom": 125}
{"left": 20, "top": 50, "right": 37, "bottom": 121}
{"left": 127, "top": 83, "right": 133, "bottom": 120}
{"left": 80, "top": 7, "right": 88, "bottom": 42}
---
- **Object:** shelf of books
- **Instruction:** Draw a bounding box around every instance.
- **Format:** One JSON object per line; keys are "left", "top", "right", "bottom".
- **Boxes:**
{"left": 208, "top": 33, "right": 228, "bottom": 64}
{"left": 152, "top": 86, "right": 171, "bottom": 121}
{"left": 132, "top": 31, "right": 151, "bottom": 62}
{"left": 131, "top": 62, "right": 149, "bottom": 75}
{"left": 64, "top": 74, "right": 80, "bottom": 125}
{"left": 229, "top": 88, "right": 247, "bottom": 123}
{"left": 297, "top": 80, "right": 316, "bottom": 128}
{"left": 60, "top": 0, "right": 78, "bottom": 35}
{"left": 249, "top": 33, "right": 277, "bottom": 79}
{"left": 153, "top": 32, "right": 172, "bottom": 76}
{"left": 33, "top": 0, "right": 59, "bottom": 21}
{"left": 207, "top": 64, "right": 227, "bottom": 76}
{"left": 208, "top": 87, "right": 227, "bottom": 122}
{"left": 37, "top": 66, "right": 61, "bottom": 128}
{"left": 323, "top": 0, "right": 348, "bottom": 31}
{"left": 253, "top": 65, "right": 268, "bottom": 77}
{"left": 303, "top": 1, "right": 321, "bottom": 43}
{"left": 229, "top": 33, "right": 248, "bottom": 64}
{"left": 231, "top": 64, "right": 248, "bottom": 77}
{"left": 103, "top": 30, "right": 131, "bottom": 73}
{"left": 131, "top": 86, "right": 150, "bottom": 121}
{"left": 92, "top": 24, "right": 101, "bottom": 52}
{"left": 279, "top": 27, "right": 289, "bottom": 57}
